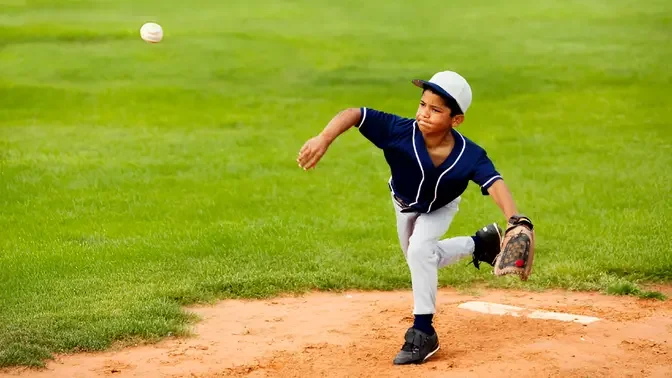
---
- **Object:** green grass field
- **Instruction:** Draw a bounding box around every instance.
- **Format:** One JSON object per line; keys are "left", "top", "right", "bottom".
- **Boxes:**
{"left": 1, "top": 0, "right": 671, "bottom": 368}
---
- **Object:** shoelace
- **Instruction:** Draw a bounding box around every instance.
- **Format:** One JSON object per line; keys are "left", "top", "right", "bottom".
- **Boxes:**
{"left": 400, "top": 341, "right": 414, "bottom": 352}
{"left": 468, "top": 255, "right": 482, "bottom": 269}
{"left": 401, "top": 331, "right": 425, "bottom": 352}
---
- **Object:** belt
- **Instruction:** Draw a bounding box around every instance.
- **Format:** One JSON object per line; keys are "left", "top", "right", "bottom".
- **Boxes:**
{"left": 393, "top": 194, "right": 410, "bottom": 208}
{"left": 393, "top": 194, "right": 419, "bottom": 213}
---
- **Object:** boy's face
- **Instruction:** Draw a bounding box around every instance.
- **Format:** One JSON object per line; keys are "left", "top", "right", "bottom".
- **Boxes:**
{"left": 415, "top": 90, "right": 464, "bottom": 134}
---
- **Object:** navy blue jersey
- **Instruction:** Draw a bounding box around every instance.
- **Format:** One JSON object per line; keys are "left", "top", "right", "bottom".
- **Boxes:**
{"left": 356, "top": 107, "right": 502, "bottom": 213}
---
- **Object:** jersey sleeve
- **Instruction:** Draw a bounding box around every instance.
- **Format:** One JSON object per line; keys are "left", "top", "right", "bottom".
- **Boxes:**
{"left": 471, "top": 152, "right": 503, "bottom": 195}
{"left": 355, "top": 107, "right": 402, "bottom": 149}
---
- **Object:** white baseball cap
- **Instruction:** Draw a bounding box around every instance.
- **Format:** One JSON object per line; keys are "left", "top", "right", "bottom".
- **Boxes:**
{"left": 412, "top": 71, "right": 473, "bottom": 114}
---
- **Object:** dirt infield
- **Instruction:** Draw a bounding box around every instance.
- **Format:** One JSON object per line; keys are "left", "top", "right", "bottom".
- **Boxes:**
{"left": 4, "top": 287, "right": 672, "bottom": 378}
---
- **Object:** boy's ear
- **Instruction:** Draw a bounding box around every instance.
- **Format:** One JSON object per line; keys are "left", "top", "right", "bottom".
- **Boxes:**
{"left": 451, "top": 115, "right": 465, "bottom": 128}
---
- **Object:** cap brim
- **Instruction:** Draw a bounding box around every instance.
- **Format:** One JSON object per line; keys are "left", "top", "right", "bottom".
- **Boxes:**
{"left": 412, "top": 79, "right": 428, "bottom": 89}
{"left": 411, "top": 79, "right": 463, "bottom": 114}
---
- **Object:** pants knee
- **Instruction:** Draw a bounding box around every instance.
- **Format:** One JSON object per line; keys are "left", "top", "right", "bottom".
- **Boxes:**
{"left": 407, "top": 240, "right": 437, "bottom": 266}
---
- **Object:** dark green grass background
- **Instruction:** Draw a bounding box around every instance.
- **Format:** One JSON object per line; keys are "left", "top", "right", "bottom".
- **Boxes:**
{"left": 1, "top": 0, "right": 671, "bottom": 367}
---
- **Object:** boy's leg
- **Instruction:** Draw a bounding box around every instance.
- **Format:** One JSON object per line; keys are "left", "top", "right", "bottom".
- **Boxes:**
{"left": 391, "top": 196, "right": 503, "bottom": 365}
{"left": 391, "top": 196, "right": 500, "bottom": 311}
{"left": 391, "top": 197, "right": 460, "bottom": 365}
{"left": 405, "top": 197, "right": 460, "bottom": 315}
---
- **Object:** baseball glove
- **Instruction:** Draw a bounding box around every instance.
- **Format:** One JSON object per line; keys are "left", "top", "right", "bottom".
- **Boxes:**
{"left": 494, "top": 215, "right": 535, "bottom": 281}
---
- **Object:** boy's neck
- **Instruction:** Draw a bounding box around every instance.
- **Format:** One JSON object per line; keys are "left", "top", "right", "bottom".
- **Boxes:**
{"left": 423, "top": 128, "right": 454, "bottom": 149}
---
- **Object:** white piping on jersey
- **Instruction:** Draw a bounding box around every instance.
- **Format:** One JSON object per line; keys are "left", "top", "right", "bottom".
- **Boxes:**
{"left": 481, "top": 175, "right": 502, "bottom": 189}
{"left": 409, "top": 122, "right": 425, "bottom": 207}
{"left": 355, "top": 107, "right": 367, "bottom": 129}
{"left": 388, "top": 176, "right": 396, "bottom": 195}
{"left": 427, "top": 130, "right": 466, "bottom": 213}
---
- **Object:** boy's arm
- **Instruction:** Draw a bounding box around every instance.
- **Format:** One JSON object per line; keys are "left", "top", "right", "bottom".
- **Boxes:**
{"left": 297, "top": 108, "right": 361, "bottom": 170}
{"left": 486, "top": 180, "right": 518, "bottom": 220}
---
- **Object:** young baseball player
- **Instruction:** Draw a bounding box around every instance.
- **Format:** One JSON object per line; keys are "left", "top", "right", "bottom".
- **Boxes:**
{"left": 297, "top": 70, "right": 528, "bottom": 365}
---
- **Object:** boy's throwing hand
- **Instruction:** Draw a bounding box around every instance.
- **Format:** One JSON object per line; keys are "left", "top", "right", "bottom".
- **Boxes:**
{"left": 296, "top": 108, "right": 363, "bottom": 171}
{"left": 297, "top": 135, "right": 330, "bottom": 170}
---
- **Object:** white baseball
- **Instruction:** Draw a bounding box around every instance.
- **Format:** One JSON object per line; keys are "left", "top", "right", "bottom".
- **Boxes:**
{"left": 140, "top": 22, "right": 163, "bottom": 43}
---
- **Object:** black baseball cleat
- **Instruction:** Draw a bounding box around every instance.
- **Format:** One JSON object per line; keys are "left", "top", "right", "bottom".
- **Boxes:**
{"left": 393, "top": 327, "right": 440, "bottom": 365}
{"left": 471, "top": 222, "right": 503, "bottom": 269}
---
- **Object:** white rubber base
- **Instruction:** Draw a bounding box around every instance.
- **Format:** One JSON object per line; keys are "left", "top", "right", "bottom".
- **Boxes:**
{"left": 457, "top": 301, "right": 601, "bottom": 325}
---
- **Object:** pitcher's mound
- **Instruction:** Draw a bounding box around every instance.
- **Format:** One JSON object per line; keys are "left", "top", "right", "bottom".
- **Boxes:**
{"left": 5, "top": 288, "right": 672, "bottom": 378}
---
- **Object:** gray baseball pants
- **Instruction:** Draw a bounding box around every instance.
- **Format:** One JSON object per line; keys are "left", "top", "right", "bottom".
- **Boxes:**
{"left": 391, "top": 194, "right": 475, "bottom": 315}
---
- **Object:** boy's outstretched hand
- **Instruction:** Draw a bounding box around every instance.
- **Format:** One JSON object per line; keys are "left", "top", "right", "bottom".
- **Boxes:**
{"left": 296, "top": 107, "right": 362, "bottom": 171}
{"left": 297, "top": 135, "right": 331, "bottom": 170}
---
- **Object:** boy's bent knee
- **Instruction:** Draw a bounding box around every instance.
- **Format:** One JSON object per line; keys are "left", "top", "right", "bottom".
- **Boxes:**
{"left": 406, "top": 240, "right": 438, "bottom": 266}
